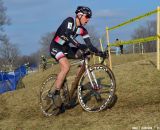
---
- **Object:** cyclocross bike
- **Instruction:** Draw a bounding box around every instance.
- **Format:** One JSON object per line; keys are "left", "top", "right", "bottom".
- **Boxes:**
{"left": 40, "top": 50, "right": 116, "bottom": 116}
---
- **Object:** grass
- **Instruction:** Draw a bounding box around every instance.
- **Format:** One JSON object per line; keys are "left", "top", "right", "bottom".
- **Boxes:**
{"left": 0, "top": 53, "right": 160, "bottom": 130}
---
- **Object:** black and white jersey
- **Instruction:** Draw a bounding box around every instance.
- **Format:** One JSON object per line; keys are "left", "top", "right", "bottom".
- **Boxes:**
{"left": 50, "top": 17, "right": 98, "bottom": 53}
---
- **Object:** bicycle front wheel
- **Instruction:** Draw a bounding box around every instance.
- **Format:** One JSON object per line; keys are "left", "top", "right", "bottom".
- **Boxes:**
{"left": 78, "top": 64, "right": 116, "bottom": 112}
{"left": 40, "top": 74, "right": 59, "bottom": 116}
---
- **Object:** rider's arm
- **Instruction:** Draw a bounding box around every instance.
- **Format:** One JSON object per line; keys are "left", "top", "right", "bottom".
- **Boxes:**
{"left": 61, "top": 17, "right": 80, "bottom": 47}
{"left": 78, "top": 26, "right": 99, "bottom": 53}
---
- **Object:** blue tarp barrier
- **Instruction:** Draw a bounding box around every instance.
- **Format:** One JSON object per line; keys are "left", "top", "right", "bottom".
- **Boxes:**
{"left": 0, "top": 65, "right": 28, "bottom": 94}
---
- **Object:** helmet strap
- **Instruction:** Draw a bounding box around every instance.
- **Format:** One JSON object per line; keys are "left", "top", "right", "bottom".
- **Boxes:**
{"left": 76, "top": 14, "right": 83, "bottom": 26}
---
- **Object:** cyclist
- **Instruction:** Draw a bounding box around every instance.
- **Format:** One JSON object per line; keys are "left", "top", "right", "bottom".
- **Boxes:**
{"left": 49, "top": 6, "right": 106, "bottom": 108}
{"left": 40, "top": 55, "right": 47, "bottom": 70}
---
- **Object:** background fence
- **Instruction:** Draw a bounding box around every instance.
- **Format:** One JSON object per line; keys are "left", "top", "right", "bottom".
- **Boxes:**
{"left": 106, "top": 6, "right": 160, "bottom": 70}
{"left": 0, "top": 65, "right": 27, "bottom": 94}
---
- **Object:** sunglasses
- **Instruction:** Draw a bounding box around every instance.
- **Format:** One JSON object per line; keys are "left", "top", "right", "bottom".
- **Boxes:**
{"left": 85, "top": 15, "right": 91, "bottom": 19}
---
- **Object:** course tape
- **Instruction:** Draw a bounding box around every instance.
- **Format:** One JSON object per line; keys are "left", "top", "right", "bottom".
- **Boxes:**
{"left": 109, "top": 35, "right": 157, "bottom": 47}
{"left": 107, "top": 9, "right": 158, "bottom": 31}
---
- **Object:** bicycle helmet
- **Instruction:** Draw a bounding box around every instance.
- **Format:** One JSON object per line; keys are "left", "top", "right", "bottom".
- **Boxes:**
{"left": 75, "top": 6, "right": 92, "bottom": 18}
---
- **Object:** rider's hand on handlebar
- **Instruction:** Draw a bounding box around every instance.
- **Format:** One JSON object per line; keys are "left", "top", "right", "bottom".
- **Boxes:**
{"left": 97, "top": 51, "right": 108, "bottom": 58}
{"left": 78, "top": 44, "right": 87, "bottom": 51}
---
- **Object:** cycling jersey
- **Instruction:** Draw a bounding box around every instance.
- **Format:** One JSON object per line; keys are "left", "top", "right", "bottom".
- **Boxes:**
{"left": 50, "top": 17, "right": 99, "bottom": 61}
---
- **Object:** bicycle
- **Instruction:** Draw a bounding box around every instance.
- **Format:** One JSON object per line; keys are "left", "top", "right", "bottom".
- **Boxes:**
{"left": 40, "top": 50, "right": 116, "bottom": 116}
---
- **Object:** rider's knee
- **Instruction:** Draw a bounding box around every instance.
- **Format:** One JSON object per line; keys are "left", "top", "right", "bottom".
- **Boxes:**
{"left": 59, "top": 57, "right": 70, "bottom": 74}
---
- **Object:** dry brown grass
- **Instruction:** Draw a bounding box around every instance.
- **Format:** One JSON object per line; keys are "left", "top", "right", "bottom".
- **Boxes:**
{"left": 0, "top": 53, "right": 160, "bottom": 130}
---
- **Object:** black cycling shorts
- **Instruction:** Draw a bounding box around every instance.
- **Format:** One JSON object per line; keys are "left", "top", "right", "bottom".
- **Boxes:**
{"left": 50, "top": 42, "right": 81, "bottom": 61}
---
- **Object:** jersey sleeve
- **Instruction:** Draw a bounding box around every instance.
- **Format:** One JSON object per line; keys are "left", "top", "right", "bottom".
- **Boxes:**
{"left": 62, "top": 17, "right": 80, "bottom": 47}
{"left": 77, "top": 26, "right": 99, "bottom": 53}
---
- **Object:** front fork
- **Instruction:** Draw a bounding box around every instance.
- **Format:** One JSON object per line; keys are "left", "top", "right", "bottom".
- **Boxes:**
{"left": 85, "top": 59, "right": 99, "bottom": 88}
{"left": 85, "top": 60, "right": 102, "bottom": 102}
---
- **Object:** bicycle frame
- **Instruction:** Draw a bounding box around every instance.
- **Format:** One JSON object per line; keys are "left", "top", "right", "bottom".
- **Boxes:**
{"left": 67, "top": 59, "right": 85, "bottom": 99}
{"left": 67, "top": 55, "right": 99, "bottom": 100}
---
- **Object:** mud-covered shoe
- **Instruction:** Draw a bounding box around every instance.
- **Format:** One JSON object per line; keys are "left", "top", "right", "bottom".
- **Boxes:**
{"left": 48, "top": 90, "right": 62, "bottom": 108}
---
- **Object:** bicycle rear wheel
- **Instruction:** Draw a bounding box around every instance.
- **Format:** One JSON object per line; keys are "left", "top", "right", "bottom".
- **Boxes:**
{"left": 40, "top": 74, "right": 59, "bottom": 116}
{"left": 78, "top": 64, "right": 116, "bottom": 112}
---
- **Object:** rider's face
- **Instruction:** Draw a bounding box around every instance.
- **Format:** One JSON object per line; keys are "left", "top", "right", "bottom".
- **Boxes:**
{"left": 80, "top": 14, "right": 90, "bottom": 25}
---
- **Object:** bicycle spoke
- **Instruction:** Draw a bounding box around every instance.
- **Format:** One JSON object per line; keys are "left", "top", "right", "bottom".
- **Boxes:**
{"left": 94, "top": 92, "right": 102, "bottom": 102}
{"left": 82, "top": 91, "right": 92, "bottom": 104}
